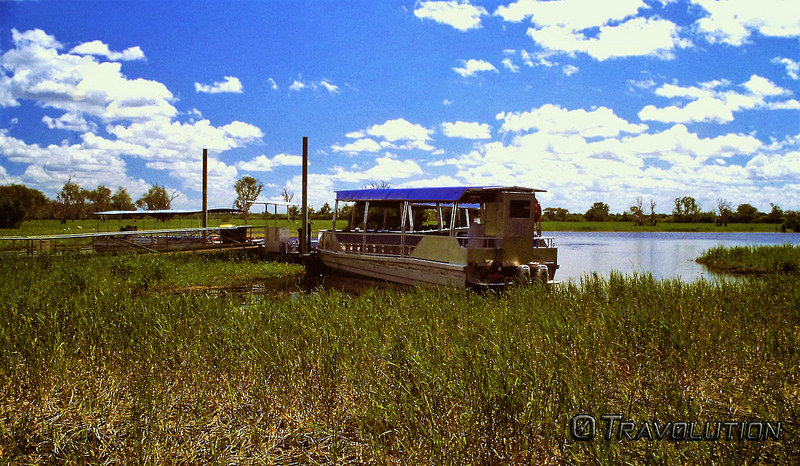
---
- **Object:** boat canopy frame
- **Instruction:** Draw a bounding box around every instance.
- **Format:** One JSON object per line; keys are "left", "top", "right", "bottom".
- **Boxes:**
{"left": 331, "top": 186, "right": 545, "bottom": 238}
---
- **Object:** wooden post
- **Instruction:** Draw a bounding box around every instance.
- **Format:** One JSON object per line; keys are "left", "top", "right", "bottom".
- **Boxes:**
{"left": 202, "top": 148, "right": 208, "bottom": 243}
{"left": 301, "top": 137, "right": 309, "bottom": 255}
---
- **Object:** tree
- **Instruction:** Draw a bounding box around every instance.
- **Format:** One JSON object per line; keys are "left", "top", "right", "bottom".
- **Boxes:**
{"left": 673, "top": 196, "right": 701, "bottom": 223}
{"left": 136, "top": 184, "right": 177, "bottom": 210}
{"left": 0, "top": 184, "right": 48, "bottom": 228}
{"left": 57, "top": 177, "right": 85, "bottom": 223}
{"left": 233, "top": 176, "right": 263, "bottom": 223}
{"left": 766, "top": 203, "right": 783, "bottom": 224}
{"left": 111, "top": 187, "right": 136, "bottom": 211}
{"left": 543, "top": 207, "right": 569, "bottom": 221}
{"left": 315, "top": 202, "right": 333, "bottom": 219}
{"left": 366, "top": 179, "right": 391, "bottom": 189}
{"left": 584, "top": 202, "right": 609, "bottom": 222}
{"left": 86, "top": 185, "right": 112, "bottom": 213}
{"left": 716, "top": 199, "right": 732, "bottom": 226}
{"left": 734, "top": 203, "right": 759, "bottom": 223}
{"left": 648, "top": 199, "right": 657, "bottom": 226}
{"left": 281, "top": 188, "right": 295, "bottom": 221}
{"left": 630, "top": 197, "right": 645, "bottom": 226}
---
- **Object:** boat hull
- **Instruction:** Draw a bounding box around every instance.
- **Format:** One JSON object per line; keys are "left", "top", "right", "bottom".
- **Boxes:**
{"left": 318, "top": 249, "right": 467, "bottom": 288}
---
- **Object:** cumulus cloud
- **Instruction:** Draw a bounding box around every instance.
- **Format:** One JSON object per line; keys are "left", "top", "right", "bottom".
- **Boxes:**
{"left": 70, "top": 40, "right": 145, "bottom": 61}
{"left": 1, "top": 29, "right": 177, "bottom": 121}
{"left": 414, "top": 0, "right": 488, "bottom": 31}
{"left": 527, "top": 17, "right": 690, "bottom": 61}
{"left": 494, "top": 0, "right": 690, "bottom": 61}
{"left": 332, "top": 138, "right": 382, "bottom": 154}
{"left": 0, "top": 29, "right": 265, "bottom": 204}
{"left": 772, "top": 57, "right": 800, "bottom": 80}
{"left": 333, "top": 155, "right": 424, "bottom": 183}
{"left": 453, "top": 59, "right": 498, "bottom": 77}
{"left": 693, "top": 0, "right": 800, "bottom": 46}
{"left": 331, "top": 118, "right": 435, "bottom": 154}
{"left": 495, "top": 0, "right": 644, "bottom": 28}
{"left": 497, "top": 104, "right": 647, "bottom": 137}
{"left": 441, "top": 121, "right": 492, "bottom": 139}
{"left": 237, "top": 153, "right": 303, "bottom": 172}
{"left": 638, "top": 75, "right": 796, "bottom": 123}
{"left": 42, "top": 112, "right": 97, "bottom": 132}
{"left": 195, "top": 76, "right": 243, "bottom": 94}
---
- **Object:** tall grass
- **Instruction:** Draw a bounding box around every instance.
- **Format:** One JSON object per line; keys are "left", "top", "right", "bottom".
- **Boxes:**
{"left": 1, "top": 254, "right": 798, "bottom": 463}
{"left": 697, "top": 244, "right": 800, "bottom": 275}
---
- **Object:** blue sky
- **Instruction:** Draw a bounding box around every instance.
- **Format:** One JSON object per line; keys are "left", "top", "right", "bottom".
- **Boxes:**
{"left": 1, "top": 0, "right": 799, "bottom": 214}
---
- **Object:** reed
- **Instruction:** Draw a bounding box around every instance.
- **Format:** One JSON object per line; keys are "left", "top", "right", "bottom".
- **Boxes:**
{"left": 696, "top": 244, "right": 800, "bottom": 275}
{"left": 1, "top": 254, "right": 797, "bottom": 463}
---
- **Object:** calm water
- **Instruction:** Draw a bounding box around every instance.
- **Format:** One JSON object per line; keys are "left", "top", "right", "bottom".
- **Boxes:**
{"left": 552, "top": 231, "right": 800, "bottom": 282}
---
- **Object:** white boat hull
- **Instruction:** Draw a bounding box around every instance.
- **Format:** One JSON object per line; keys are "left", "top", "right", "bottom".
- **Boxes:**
{"left": 318, "top": 250, "right": 467, "bottom": 288}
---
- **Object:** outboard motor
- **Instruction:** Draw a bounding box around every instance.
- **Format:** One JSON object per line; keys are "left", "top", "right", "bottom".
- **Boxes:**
{"left": 530, "top": 263, "right": 549, "bottom": 284}
{"left": 515, "top": 264, "right": 531, "bottom": 284}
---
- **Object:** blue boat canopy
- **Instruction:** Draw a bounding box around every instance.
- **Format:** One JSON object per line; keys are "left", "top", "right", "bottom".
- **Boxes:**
{"left": 335, "top": 186, "right": 544, "bottom": 203}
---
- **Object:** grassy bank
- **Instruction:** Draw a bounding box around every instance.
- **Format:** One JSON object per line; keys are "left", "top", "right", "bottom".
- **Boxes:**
{"left": 697, "top": 244, "right": 800, "bottom": 275}
{"left": 1, "top": 218, "right": 789, "bottom": 238}
{"left": 2, "top": 254, "right": 798, "bottom": 463}
{"left": 0, "top": 218, "right": 334, "bottom": 238}
{"left": 542, "top": 220, "right": 785, "bottom": 233}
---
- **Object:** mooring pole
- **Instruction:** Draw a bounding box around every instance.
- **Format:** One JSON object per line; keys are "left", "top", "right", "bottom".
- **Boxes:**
{"left": 301, "top": 136, "right": 309, "bottom": 255}
{"left": 202, "top": 148, "right": 208, "bottom": 243}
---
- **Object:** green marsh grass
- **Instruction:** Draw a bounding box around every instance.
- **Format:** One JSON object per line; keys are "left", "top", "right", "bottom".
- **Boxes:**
{"left": 697, "top": 244, "right": 800, "bottom": 275}
{"left": 1, "top": 254, "right": 798, "bottom": 463}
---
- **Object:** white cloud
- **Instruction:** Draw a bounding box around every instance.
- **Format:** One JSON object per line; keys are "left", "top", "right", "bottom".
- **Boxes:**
{"left": 42, "top": 112, "right": 97, "bottom": 132}
{"left": 0, "top": 129, "right": 142, "bottom": 196}
{"left": 639, "top": 75, "right": 796, "bottom": 123}
{"left": 332, "top": 118, "right": 436, "bottom": 154}
{"left": 693, "top": 0, "right": 800, "bottom": 46}
{"left": 441, "top": 121, "right": 491, "bottom": 139}
{"left": 289, "top": 77, "right": 340, "bottom": 94}
{"left": 527, "top": 17, "right": 690, "bottom": 61}
{"left": 332, "top": 138, "right": 382, "bottom": 154}
{"left": 333, "top": 155, "right": 424, "bottom": 183}
{"left": 318, "top": 79, "right": 340, "bottom": 94}
{"left": 772, "top": 57, "right": 800, "bottom": 80}
{"left": 237, "top": 153, "right": 302, "bottom": 172}
{"left": 497, "top": 104, "right": 647, "bottom": 137}
{"left": 1, "top": 29, "right": 177, "bottom": 121}
{"left": 367, "top": 118, "right": 433, "bottom": 144}
{"left": 414, "top": 0, "right": 488, "bottom": 31}
{"left": 1, "top": 29, "right": 266, "bottom": 202}
{"left": 562, "top": 64, "right": 579, "bottom": 76}
{"left": 639, "top": 98, "right": 734, "bottom": 123}
{"left": 70, "top": 40, "right": 145, "bottom": 61}
{"left": 195, "top": 76, "right": 243, "bottom": 94}
{"left": 502, "top": 58, "right": 520, "bottom": 72}
{"left": 268, "top": 78, "right": 279, "bottom": 90}
{"left": 453, "top": 58, "right": 498, "bottom": 77}
{"left": 495, "top": 0, "right": 645, "bottom": 29}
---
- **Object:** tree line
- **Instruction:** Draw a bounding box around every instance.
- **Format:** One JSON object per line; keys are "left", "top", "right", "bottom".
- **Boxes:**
{"left": 544, "top": 196, "right": 800, "bottom": 231}
{"left": 4, "top": 179, "right": 799, "bottom": 232}
{"left": 0, "top": 180, "right": 178, "bottom": 228}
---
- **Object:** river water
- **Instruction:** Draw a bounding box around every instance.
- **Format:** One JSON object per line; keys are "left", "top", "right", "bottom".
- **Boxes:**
{"left": 551, "top": 231, "right": 800, "bottom": 282}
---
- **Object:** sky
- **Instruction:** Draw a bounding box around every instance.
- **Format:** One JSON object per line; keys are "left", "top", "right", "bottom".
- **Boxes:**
{"left": 1, "top": 0, "right": 799, "bottom": 215}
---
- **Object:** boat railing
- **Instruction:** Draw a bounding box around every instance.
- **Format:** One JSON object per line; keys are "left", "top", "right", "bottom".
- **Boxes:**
{"left": 331, "top": 230, "right": 555, "bottom": 256}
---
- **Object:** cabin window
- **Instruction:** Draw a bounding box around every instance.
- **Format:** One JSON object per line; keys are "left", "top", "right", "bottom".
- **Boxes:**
{"left": 509, "top": 200, "right": 531, "bottom": 218}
